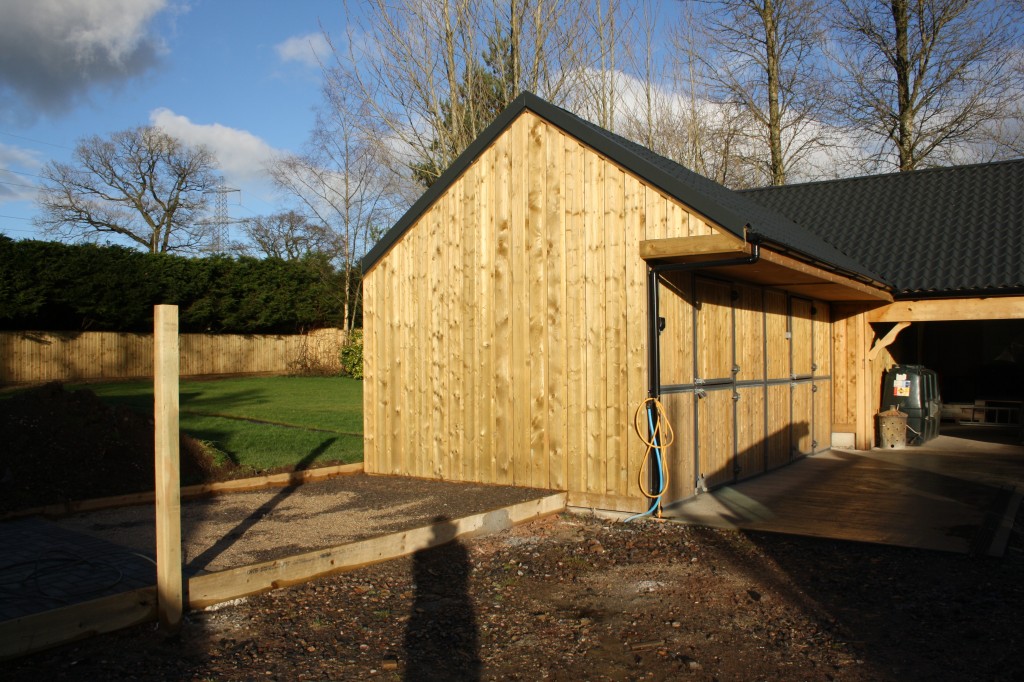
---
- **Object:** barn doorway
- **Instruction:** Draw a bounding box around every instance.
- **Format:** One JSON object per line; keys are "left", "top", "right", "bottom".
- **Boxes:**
{"left": 655, "top": 273, "right": 833, "bottom": 501}
{"left": 887, "top": 319, "right": 1024, "bottom": 440}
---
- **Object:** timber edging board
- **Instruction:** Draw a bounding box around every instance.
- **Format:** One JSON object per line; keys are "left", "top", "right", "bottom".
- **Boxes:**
{"left": 0, "top": 462, "right": 366, "bottom": 521}
{"left": 188, "top": 492, "right": 568, "bottom": 608}
{"left": 0, "top": 587, "right": 157, "bottom": 661}
{"left": 0, "top": 492, "right": 567, "bottom": 660}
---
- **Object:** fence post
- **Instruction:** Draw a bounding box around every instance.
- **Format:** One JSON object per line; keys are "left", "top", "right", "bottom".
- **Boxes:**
{"left": 154, "top": 305, "right": 183, "bottom": 632}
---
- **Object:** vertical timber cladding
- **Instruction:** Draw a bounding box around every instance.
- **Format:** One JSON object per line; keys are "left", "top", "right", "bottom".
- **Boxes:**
{"left": 365, "top": 110, "right": 696, "bottom": 505}
{"left": 656, "top": 273, "right": 833, "bottom": 501}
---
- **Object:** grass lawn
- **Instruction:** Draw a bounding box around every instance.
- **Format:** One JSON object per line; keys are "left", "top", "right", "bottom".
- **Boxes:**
{"left": 66, "top": 376, "right": 364, "bottom": 472}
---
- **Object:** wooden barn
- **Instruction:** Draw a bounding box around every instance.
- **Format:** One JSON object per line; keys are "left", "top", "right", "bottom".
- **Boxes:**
{"left": 360, "top": 92, "right": 1024, "bottom": 513}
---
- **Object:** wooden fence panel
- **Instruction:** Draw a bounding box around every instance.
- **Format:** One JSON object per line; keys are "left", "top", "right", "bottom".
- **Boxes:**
{"left": 0, "top": 329, "right": 348, "bottom": 384}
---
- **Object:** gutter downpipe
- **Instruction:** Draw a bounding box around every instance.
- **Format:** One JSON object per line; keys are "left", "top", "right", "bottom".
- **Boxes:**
{"left": 643, "top": 238, "right": 762, "bottom": 509}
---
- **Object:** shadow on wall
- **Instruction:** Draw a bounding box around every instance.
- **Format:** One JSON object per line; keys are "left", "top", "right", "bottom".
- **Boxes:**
{"left": 403, "top": 515, "right": 480, "bottom": 682}
{"left": 661, "top": 411, "right": 814, "bottom": 502}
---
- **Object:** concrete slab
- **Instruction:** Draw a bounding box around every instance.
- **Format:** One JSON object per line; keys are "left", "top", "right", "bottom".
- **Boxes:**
{"left": 0, "top": 517, "right": 155, "bottom": 622}
{"left": 662, "top": 435, "right": 1023, "bottom": 555}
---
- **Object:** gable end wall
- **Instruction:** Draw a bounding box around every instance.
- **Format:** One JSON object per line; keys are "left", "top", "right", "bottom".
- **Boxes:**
{"left": 362, "top": 111, "right": 720, "bottom": 505}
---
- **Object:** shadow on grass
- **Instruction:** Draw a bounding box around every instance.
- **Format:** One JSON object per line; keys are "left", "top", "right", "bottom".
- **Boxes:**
{"left": 187, "top": 437, "right": 337, "bottom": 572}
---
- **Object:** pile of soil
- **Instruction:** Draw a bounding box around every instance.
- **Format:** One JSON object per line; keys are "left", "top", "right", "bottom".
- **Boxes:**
{"left": 0, "top": 383, "right": 233, "bottom": 514}
{"left": 6, "top": 513, "right": 1023, "bottom": 680}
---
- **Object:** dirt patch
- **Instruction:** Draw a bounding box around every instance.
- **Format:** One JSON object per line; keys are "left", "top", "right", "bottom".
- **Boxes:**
{"left": 0, "top": 383, "right": 232, "bottom": 513}
{"left": 6, "top": 512, "right": 1023, "bottom": 680}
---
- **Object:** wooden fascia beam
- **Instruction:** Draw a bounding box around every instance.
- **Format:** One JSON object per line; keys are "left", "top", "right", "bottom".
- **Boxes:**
{"left": 868, "top": 296, "right": 1024, "bottom": 322}
{"left": 639, "top": 233, "right": 748, "bottom": 261}
{"left": 755, "top": 249, "right": 893, "bottom": 302}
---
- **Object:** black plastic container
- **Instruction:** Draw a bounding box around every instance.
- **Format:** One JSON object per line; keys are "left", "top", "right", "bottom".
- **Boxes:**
{"left": 881, "top": 365, "right": 942, "bottom": 445}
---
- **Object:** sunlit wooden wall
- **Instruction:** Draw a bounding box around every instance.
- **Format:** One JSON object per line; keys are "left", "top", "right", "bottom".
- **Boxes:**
{"left": 362, "top": 111, "right": 723, "bottom": 510}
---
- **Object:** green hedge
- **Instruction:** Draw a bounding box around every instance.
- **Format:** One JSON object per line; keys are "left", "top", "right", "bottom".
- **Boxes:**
{"left": 0, "top": 236, "right": 360, "bottom": 334}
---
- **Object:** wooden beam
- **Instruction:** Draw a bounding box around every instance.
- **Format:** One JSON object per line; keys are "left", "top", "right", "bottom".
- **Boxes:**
{"left": 0, "top": 587, "right": 157, "bottom": 661}
{"left": 639, "top": 233, "right": 748, "bottom": 261}
{"left": 755, "top": 250, "right": 892, "bottom": 302}
{"left": 0, "top": 463, "right": 365, "bottom": 522}
{"left": 867, "top": 296, "right": 1024, "bottom": 322}
{"left": 188, "top": 493, "right": 567, "bottom": 609}
{"left": 868, "top": 321, "right": 911, "bottom": 361}
{"left": 153, "top": 304, "right": 183, "bottom": 633}
{"left": 639, "top": 237, "right": 892, "bottom": 303}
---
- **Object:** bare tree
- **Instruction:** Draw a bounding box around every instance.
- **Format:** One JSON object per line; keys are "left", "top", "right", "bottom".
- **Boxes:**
{"left": 565, "top": 0, "right": 634, "bottom": 131}
{"left": 36, "top": 127, "right": 220, "bottom": 253}
{"left": 679, "top": 0, "right": 834, "bottom": 186}
{"left": 327, "top": 0, "right": 615, "bottom": 187}
{"left": 832, "top": 0, "right": 1022, "bottom": 171}
{"left": 267, "top": 96, "right": 396, "bottom": 331}
{"left": 233, "top": 210, "right": 345, "bottom": 261}
{"left": 617, "top": 2, "right": 768, "bottom": 189}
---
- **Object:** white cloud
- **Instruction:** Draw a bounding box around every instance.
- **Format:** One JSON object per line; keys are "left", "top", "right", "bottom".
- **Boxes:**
{"left": 275, "top": 33, "right": 329, "bottom": 69}
{"left": 149, "top": 108, "right": 281, "bottom": 195}
{"left": 0, "top": 143, "right": 44, "bottom": 204}
{"left": 0, "top": 0, "right": 168, "bottom": 123}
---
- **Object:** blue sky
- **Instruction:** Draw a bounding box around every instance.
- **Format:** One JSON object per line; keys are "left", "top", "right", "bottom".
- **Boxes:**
{"left": 0, "top": 0, "right": 347, "bottom": 242}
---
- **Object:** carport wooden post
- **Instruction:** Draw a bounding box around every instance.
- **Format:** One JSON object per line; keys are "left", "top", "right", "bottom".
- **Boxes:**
{"left": 154, "top": 304, "right": 183, "bottom": 631}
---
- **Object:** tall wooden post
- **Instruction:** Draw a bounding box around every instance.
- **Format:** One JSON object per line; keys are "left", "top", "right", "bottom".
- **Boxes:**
{"left": 154, "top": 305, "right": 183, "bottom": 631}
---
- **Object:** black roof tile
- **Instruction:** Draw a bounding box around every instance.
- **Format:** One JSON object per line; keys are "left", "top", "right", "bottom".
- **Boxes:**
{"left": 742, "top": 159, "right": 1024, "bottom": 296}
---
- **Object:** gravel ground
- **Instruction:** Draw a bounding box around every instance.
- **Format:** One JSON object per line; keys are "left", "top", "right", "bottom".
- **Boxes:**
{"left": 6, "top": 510, "right": 1022, "bottom": 681}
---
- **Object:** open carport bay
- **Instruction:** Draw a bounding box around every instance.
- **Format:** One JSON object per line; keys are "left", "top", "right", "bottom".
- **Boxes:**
{"left": 664, "top": 431, "right": 1023, "bottom": 556}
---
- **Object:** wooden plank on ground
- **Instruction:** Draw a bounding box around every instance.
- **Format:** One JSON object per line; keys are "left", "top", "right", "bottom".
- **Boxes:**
{"left": 0, "top": 462, "right": 356, "bottom": 521}
{"left": 0, "top": 587, "right": 157, "bottom": 661}
{"left": 187, "top": 493, "right": 567, "bottom": 609}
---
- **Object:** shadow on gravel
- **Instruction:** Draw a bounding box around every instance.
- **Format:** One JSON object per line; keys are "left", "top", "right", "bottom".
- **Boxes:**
{"left": 404, "top": 516, "right": 480, "bottom": 682}
{"left": 187, "top": 437, "right": 337, "bottom": 572}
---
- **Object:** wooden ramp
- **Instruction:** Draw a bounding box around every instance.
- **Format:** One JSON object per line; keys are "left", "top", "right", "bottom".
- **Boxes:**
{"left": 662, "top": 440, "right": 1023, "bottom": 555}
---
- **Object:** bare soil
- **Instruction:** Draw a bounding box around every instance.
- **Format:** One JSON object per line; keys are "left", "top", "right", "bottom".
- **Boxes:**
{"left": 5, "top": 511, "right": 1023, "bottom": 681}
{"left": 3, "top": 383, "right": 1023, "bottom": 680}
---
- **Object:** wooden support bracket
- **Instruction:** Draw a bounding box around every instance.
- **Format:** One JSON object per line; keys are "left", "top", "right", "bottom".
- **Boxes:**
{"left": 868, "top": 321, "right": 910, "bottom": 361}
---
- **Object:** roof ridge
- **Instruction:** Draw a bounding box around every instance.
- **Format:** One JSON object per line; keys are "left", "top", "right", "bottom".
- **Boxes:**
{"left": 743, "top": 156, "right": 1024, "bottom": 195}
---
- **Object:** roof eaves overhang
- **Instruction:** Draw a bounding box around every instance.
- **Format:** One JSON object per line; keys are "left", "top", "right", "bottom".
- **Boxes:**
{"left": 640, "top": 234, "right": 893, "bottom": 303}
